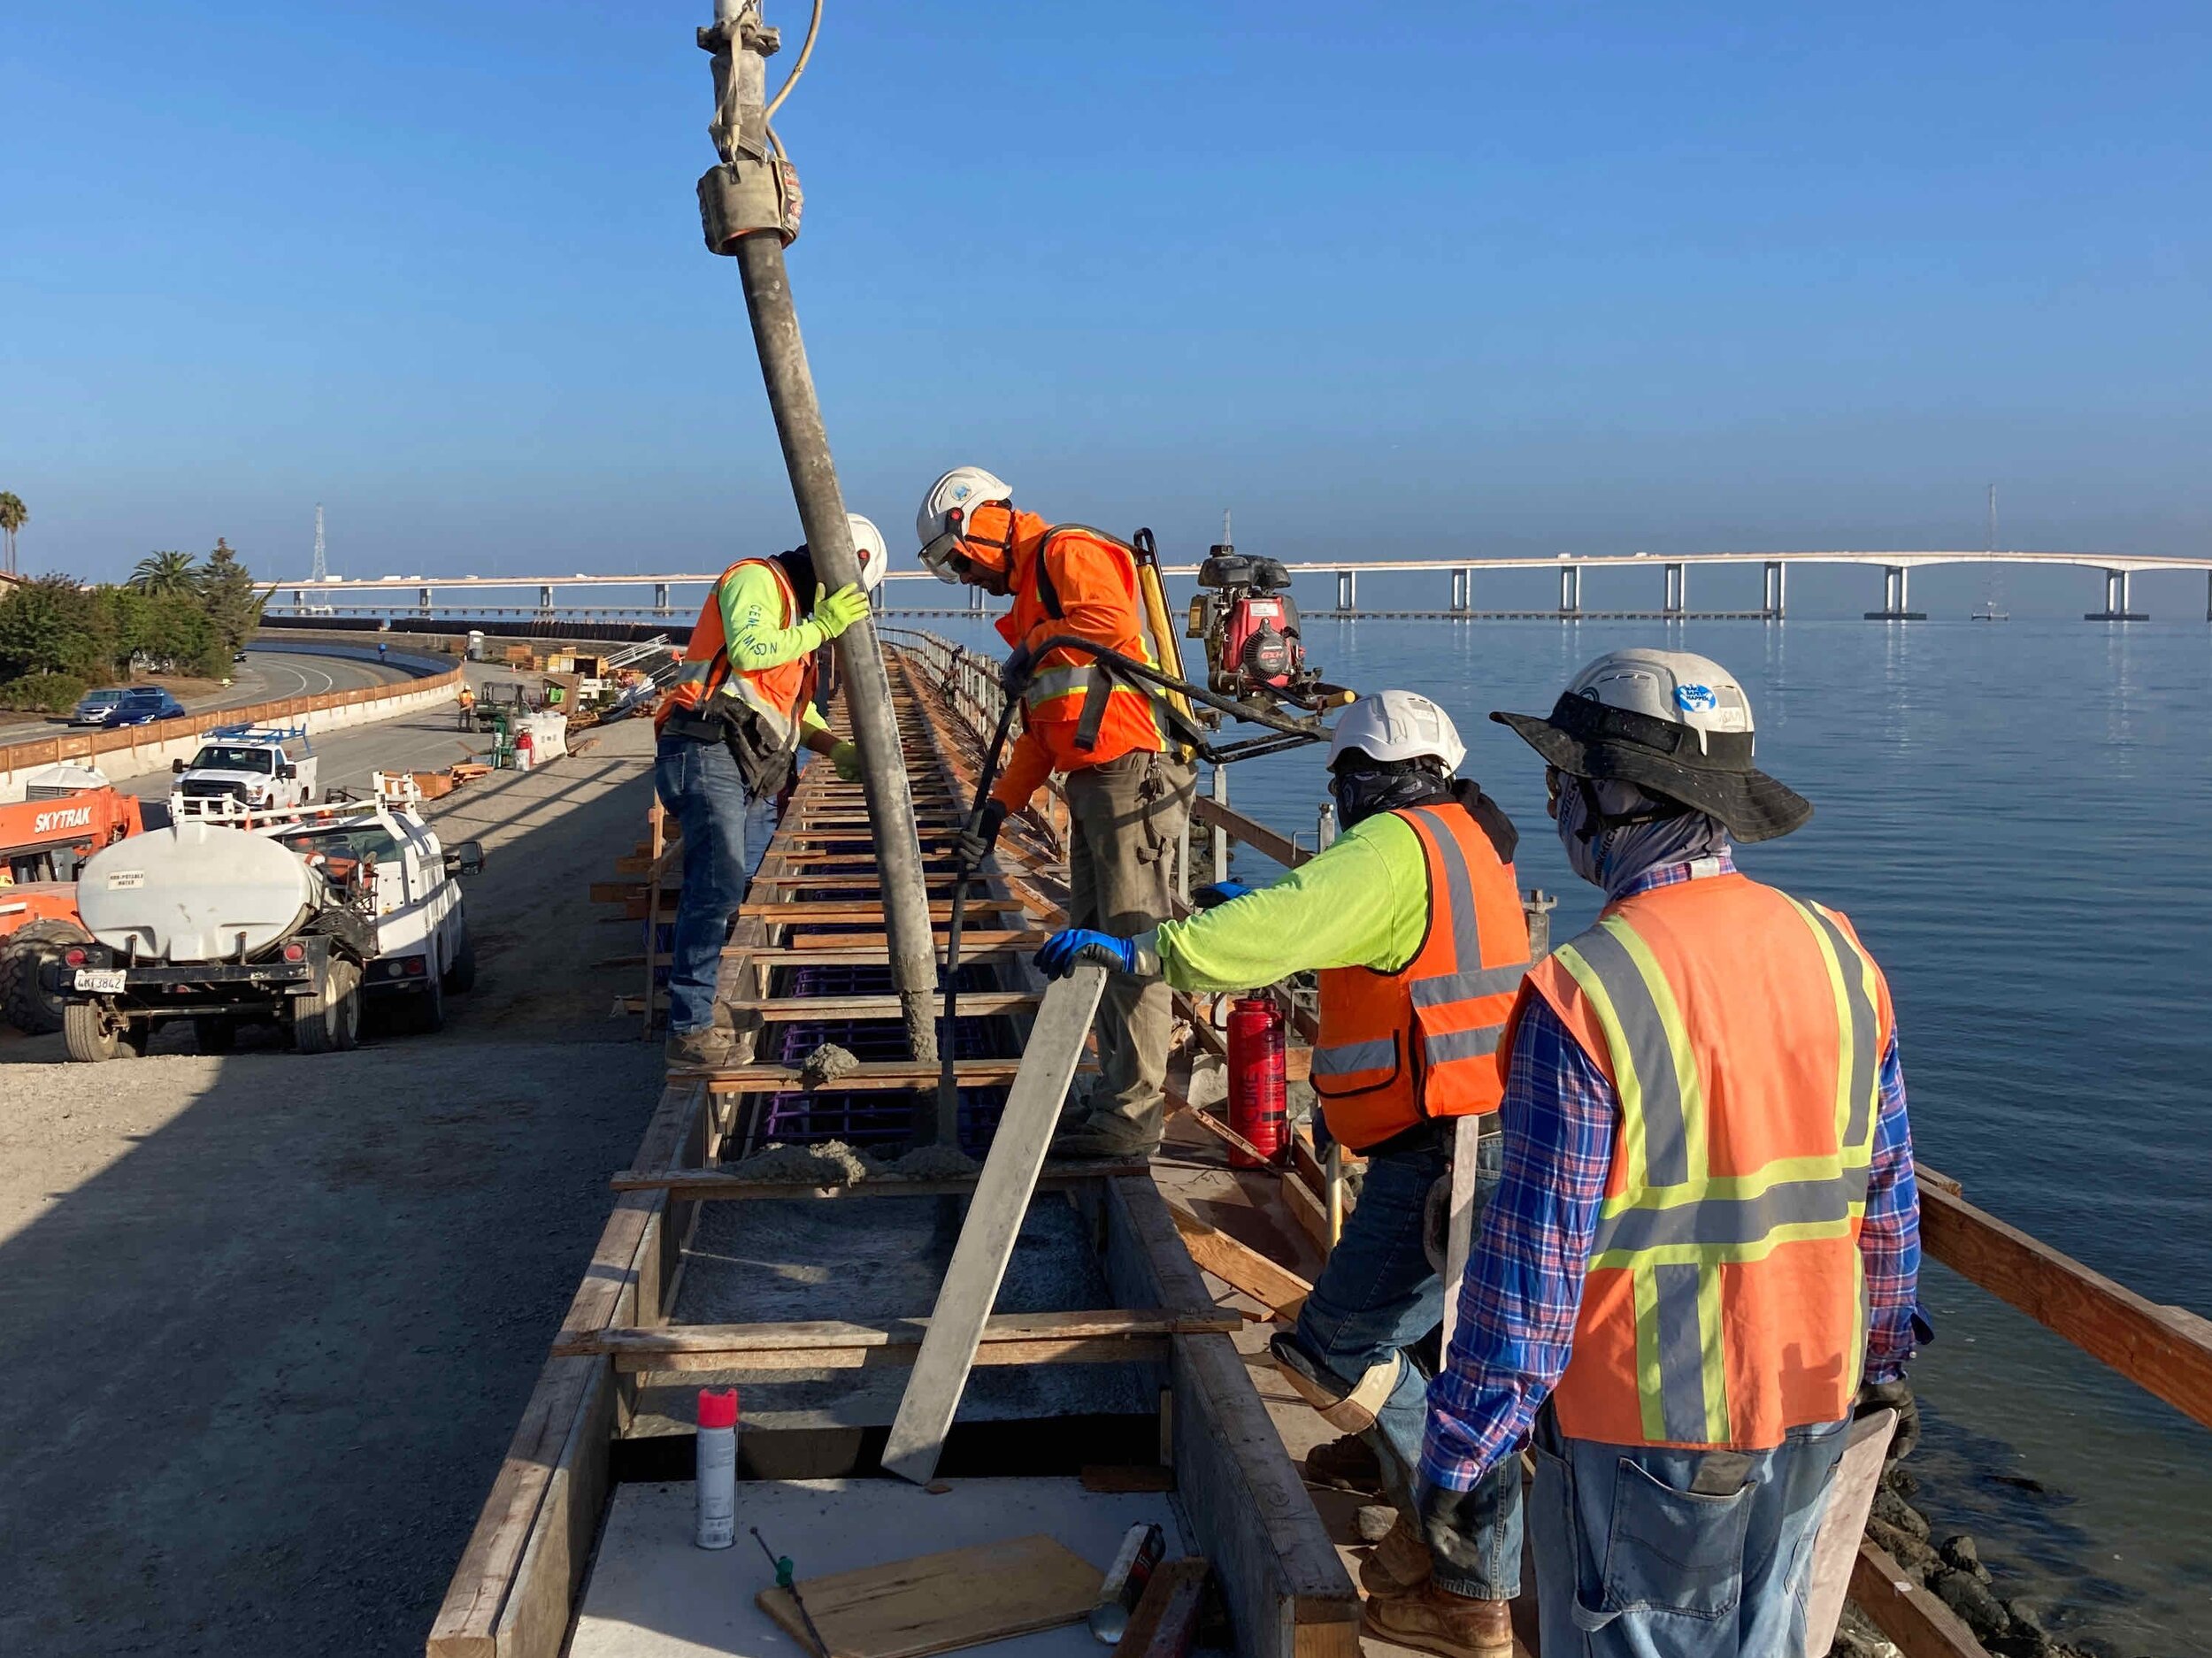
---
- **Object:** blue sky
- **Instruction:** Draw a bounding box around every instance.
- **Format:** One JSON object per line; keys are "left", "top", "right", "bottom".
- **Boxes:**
{"left": 3, "top": 1, "right": 2208, "bottom": 615}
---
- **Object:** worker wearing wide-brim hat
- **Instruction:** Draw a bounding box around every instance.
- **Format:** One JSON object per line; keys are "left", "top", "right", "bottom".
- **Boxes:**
{"left": 1422, "top": 648, "right": 1924, "bottom": 1658}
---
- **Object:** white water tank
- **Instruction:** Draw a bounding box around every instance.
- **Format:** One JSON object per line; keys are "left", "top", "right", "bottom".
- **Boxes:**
{"left": 77, "top": 823, "right": 326, "bottom": 963}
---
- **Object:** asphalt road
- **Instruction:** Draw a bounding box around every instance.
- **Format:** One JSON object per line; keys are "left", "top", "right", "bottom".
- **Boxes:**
{"left": 0, "top": 647, "right": 416, "bottom": 747}
{"left": 0, "top": 712, "right": 664, "bottom": 1655}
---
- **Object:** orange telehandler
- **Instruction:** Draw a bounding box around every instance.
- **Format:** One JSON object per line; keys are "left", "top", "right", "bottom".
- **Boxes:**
{"left": 0, "top": 781, "right": 147, "bottom": 1034}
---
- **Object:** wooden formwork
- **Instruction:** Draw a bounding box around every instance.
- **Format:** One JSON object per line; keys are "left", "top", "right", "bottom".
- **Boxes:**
{"left": 426, "top": 646, "right": 1358, "bottom": 1658}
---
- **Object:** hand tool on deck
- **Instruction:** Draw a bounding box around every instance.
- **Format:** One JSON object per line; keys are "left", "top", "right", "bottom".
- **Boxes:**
{"left": 751, "top": 1526, "right": 832, "bottom": 1658}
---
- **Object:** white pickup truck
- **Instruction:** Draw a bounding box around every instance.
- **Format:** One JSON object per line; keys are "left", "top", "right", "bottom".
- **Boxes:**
{"left": 169, "top": 725, "right": 320, "bottom": 816}
{"left": 50, "top": 777, "right": 482, "bottom": 1059}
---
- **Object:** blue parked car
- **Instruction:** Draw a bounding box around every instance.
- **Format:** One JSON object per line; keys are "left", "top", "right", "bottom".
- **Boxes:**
{"left": 107, "top": 686, "right": 188, "bottom": 726}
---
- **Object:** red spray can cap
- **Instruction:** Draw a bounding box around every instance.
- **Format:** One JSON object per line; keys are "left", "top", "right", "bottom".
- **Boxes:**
{"left": 696, "top": 1387, "right": 739, "bottom": 1430}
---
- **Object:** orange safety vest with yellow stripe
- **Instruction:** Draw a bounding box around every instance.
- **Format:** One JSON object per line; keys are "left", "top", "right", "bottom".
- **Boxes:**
{"left": 992, "top": 518, "right": 1169, "bottom": 771}
{"left": 1515, "top": 870, "right": 1893, "bottom": 1450}
{"left": 655, "top": 557, "right": 817, "bottom": 749}
{"left": 1310, "top": 802, "right": 1532, "bottom": 1152}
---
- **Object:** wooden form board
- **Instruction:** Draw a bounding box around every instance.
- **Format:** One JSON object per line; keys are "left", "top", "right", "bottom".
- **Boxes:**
{"left": 757, "top": 1533, "right": 1102, "bottom": 1658}
{"left": 554, "top": 1309, "right": 1240, "bottom": 1370}
{"left": 605, "top": 1161, "right": 1149, "bottom": 1198}
{"left": 882, "top": 963, "right": 1111, "bottom": 1483}
{"left": 1168, "top": 1205, "right": 1310, "bottom": 1321}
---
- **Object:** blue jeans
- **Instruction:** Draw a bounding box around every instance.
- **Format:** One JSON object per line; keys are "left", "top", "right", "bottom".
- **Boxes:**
{"left": 1529, "top": 1407, "right": 1849, "bottom": 1657}
{"left": 1293, "top": 1128, "right": 1521, "bottom": 1598}
{"left": 654, "top": 733, "right": 769, "bottom": 1035}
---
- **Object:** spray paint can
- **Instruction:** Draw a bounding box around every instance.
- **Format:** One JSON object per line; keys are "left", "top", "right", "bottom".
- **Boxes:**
{"left": 695, "top": 1387, "right": 739, "bottom": 1549}
{"left": 1088, "top": 1522, "right": 1166, "bottom": 1642}
{"left": 1225, "top": 996, "right": 1287, "bottom": 1167}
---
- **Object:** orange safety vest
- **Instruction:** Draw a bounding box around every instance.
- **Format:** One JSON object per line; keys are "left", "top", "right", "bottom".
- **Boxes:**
{"left": 993, "top": 515, "right": 1168, "bottom": 772}
{"left": 1514, "top": 871, "right": 1894, "bottom": 1451}
{"left": 1310, "top": 802, "right": 1532, "bottom": 1152}
{"left": 656, "top": 557, "right": 817, "bottom": 746}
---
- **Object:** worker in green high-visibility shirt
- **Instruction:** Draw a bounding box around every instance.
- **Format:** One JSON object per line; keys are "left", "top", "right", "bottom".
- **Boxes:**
{"left": 1038, "top": 690, "right": 1534, "bottom": 1658}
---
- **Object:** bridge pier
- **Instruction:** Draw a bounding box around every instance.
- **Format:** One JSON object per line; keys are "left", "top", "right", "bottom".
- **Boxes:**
{"left": 418, "top": 586, "right": 434, "bottom": 617}
{"left": 1558, "top": 563, "right": 1582, "bottom": 618}
{"left": 1450, "top": 567, "right": 1471, "bottom": 612}
{"left": 1865, "top": 564, "right": 1925, "bottom": 621}
{"left": 2085, "top": 567, "right": 2147, "bottom": 621}
{"left": 1762, "top": 560, "right": 1787, "bottom": 619}
{"left": 537, "top": 584, "right": 555, "bottom": 617}
{"left": 654, "top": 581, "right": 671, "bottom": 615}
{"left": 1337, "top": 569, "right": 1358, "bottom": 611}
{"left": 1663, "top": 563, "right": 1686, "bottom": 617}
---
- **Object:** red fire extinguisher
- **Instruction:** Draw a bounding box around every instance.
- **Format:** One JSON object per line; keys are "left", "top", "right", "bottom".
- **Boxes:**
{"left": 1225, "top": 996, "right": 1287, "bottom": 1168}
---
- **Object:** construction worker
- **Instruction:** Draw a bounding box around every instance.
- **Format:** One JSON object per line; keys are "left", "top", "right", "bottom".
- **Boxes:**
{"left": 1417, "top": 649, "right": 1922, "bottom": 1658}
{"left": 1035, "top": 690, "right": 1533, "bottom": 1652}
{"left": 917, "top": 467, "right": 1194, "bottom": 1158}
{"left": 653, "top": 515, "right": 886, "bottom": 1068}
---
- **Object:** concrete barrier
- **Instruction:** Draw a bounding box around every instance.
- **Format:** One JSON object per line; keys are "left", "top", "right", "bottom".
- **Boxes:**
{"left": 0, "top": 659, "right": 463, "bottom": 802}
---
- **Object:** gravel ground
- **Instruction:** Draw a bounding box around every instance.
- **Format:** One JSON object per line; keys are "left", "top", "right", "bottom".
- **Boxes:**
{"left": 0, "top": 713, "right": 671, "bottom": 1654}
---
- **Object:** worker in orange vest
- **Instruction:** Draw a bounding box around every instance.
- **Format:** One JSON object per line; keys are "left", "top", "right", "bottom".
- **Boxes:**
{"left": 654, "top": 515, "right": 886, "bottom": 1069}
{"left": 917, "top": 466, "right": 1194, "bottom": 1157}
{"left": 1413, "top": 649, "right": 1923, "bottom": 1658}
{"left": 1036, "top": 691, "right": 1535, "bottom": 1654}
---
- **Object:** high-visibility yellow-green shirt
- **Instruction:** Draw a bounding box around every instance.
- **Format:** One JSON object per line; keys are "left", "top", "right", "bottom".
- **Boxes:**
{"left": 717, "top": 560, "right": 829, "bottom": 734}
{"left": 1150, "top": 812, "right": 1432, "bottom": 991}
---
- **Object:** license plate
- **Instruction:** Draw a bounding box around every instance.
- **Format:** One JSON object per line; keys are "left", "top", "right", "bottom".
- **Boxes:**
{"left": 73, "top": 969, "right": 127, "bottom": 994}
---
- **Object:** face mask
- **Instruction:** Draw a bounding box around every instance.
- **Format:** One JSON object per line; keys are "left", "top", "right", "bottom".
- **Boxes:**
{"left": 1554, "top": 773, "right": 1729, "bottom": 894}
{"left": 1330, "top": 764, "right": 1450, "bottom": 827}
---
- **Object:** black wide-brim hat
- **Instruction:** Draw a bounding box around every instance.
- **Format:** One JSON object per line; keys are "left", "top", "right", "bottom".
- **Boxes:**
{"left": 1490, "top": 693, "right": 1813, "bottom": 842}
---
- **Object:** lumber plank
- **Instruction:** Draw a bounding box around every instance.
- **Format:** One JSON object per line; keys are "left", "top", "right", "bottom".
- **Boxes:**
{"left": 1920, "top": 1182, "right": 2212, "bottom": 1431}
{"left": 737, "top": 898, "right": 1026, "bottom": 920}
{"left": 607, "top": 1160, "right": 1148, "bottom": 1196}
{"left": 1168, "top": 1204, "right": 1311, "bottom": 1318}
{"left": 1439, "top": 1116, "right": 1483, "bottom": 1352}
{"left": 881, "top": 963, "right": 1110, "bottom": 1483}
{"left": 687, "top": 1056, "right": 1097, "bottom": 1095}
{"left": 717, "top": 944, "right": 1033, "bottom": 969}
{"left": 1849, "top": 1540, "right": 1992, "bottom": 1658}
{"left": 1277, "top": 1166, "right": 1330, "bottom": 1252}
{"left": 758, "top": 1533, "right": 1101, "bottom": 1658}
{"left": 1114, "top": 1558, "right": 1212, "bottom": 1658}
{"left": 557, "top": 1309, "right": 1236, "bottom": 1357}
{"left": 492, "top": 1358, "right": 617, "bottom": 1658}
{"left": 720, "top": 990, "right": 1043, "bottom": 1019}
{"left": 1191, "top": 794, "right": 1310, "bottom": 871}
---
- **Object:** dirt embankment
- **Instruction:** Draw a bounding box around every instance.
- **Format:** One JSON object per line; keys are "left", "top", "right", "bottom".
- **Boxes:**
{"left": 0, "top": 716, "right": 669, "bottom": 1655}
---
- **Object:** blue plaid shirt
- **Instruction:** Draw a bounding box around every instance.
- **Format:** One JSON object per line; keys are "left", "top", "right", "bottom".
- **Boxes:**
{"left": 1419, "top": 854, "right": 1923, "bottom": 1492}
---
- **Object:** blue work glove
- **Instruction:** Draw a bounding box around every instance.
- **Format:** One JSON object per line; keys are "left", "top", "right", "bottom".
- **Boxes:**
{"left": 1036, "top": 928, "right": 1137, "bottom": 979}
{"left": 1193, "top": 880, "right": 1255, "bottom": 910}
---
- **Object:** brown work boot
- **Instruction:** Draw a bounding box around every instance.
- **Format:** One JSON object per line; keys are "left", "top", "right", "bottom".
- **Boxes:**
{"left": 1303, "top": 1432, "right": 1385, "bottom": 1493}
{"left": 664, "top": 1026, "right": 735, "bottom": 1070}
{"left": 1363, "top": 1583, "right": 1513, "bottom": 1658}
{"left": 1356, "top": 1513, "right": 1432, "bottom": 1601}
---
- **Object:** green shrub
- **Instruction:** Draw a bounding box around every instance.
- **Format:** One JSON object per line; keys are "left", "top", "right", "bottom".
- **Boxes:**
{"left": 0, "top": 672, "right": 89, "bottom": 713}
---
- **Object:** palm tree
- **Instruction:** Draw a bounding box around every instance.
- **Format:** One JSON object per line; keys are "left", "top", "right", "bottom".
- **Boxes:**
{"left": 0, "top": 493, "right": 25, "bottom": 577}
{"left": 130, "top": 549, "right": 199, "bottom": 596}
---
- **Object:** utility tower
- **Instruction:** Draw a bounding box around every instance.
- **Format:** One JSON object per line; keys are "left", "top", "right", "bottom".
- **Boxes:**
{"left": 311, "top": 504, "right": 327, "bottom": 581}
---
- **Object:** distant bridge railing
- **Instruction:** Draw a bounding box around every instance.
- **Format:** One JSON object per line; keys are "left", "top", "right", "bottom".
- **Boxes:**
{"left": 266, "top": 549, "right": 2212, "bottom": 624}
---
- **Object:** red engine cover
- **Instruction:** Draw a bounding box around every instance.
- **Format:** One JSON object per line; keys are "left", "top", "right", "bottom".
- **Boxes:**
{"left": 1224, "top": 597, "right": 1300, "bottom": 689}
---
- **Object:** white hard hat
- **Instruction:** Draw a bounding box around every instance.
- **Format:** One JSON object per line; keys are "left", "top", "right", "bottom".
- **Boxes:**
{"left": 846, "top": 513, "right": 888, "bottom": 594}
{"left": 1326, "top": 690, "right": 1467, "bottom": 772}
{"left": 1492, "top": 648, "right": 1812, "bottom": 841}
{"left": 916, "top": 466, "right": 1014, "bottom": 582}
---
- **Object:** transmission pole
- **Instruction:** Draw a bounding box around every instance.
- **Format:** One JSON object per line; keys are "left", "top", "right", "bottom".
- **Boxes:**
{"left": 695, "top": 0, "right": 941, "bottom": 1071}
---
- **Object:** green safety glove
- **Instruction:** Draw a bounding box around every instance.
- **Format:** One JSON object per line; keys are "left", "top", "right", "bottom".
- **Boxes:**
{"left": 829, "top": 741, "right": 862, "bottom": 782}
{"left": 810, "top": 583, "right": 872, "bottom": 640}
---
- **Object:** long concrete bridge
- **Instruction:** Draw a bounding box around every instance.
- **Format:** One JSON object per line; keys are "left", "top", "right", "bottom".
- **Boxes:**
{"left": 271, "top": 549, "right": 2212, "bottom": 623}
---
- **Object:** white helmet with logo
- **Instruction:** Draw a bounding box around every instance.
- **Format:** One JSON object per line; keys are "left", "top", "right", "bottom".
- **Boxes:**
{"left": 846, "top": 513, "right": 888, "bottom": 593}
{"left": 1326, "top": 690, "right": 1466, "bottom": 772}
{"left": 1491, "top": 648, "right": 1812, "bottom": 841}
{"left": 915, "top": 466, "right": 1014, "bottom": 582}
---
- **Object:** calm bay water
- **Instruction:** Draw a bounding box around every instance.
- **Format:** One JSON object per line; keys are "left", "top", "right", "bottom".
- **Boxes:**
{"left": 918, "top": 611, "right": 2212, "bottom": 1653}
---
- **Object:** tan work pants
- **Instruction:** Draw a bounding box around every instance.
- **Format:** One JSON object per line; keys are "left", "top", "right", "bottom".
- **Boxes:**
{"left": 1060, "top": 749, "right": 1196, "bottom": 1149}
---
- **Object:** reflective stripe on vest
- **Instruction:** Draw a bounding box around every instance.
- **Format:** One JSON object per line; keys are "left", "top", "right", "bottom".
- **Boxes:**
{"left": 1310, "top": 803, "right": 1532, "bottom": 1149}
{"left": 1545, "top": 887, "right": 1884, "bottom": 1447}
{"left": 1004, "top": 524, "right": 1171, "bottom": 756}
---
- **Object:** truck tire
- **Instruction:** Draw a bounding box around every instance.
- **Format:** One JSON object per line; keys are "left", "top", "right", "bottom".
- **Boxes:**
{"left": 1, "top": 918, "right": 92, "bottom": 1036}
{"left": 442, "top": 924, "right": 478, "bottom": 993}
{"left": 414, "top": 948, "right": 448, "bottom": 1033}
{"left": 294, "top": 959, "right": 362, "bottom": 1054}
{"left": 194, "top": 1017, "right": 238, "bottom": 1055}
{"left": 63, "top": 999, "right": 127, "bottom": 1063}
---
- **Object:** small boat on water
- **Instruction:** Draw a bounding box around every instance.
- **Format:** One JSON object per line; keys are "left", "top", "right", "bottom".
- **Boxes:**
{"left": 1971, "top": 601, "right": 2010, "bottom": 621}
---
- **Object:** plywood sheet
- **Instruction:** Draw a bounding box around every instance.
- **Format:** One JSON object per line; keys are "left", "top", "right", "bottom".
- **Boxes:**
{"left": 757, "top": 1533, "right": 1100, "bottom": 1658}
